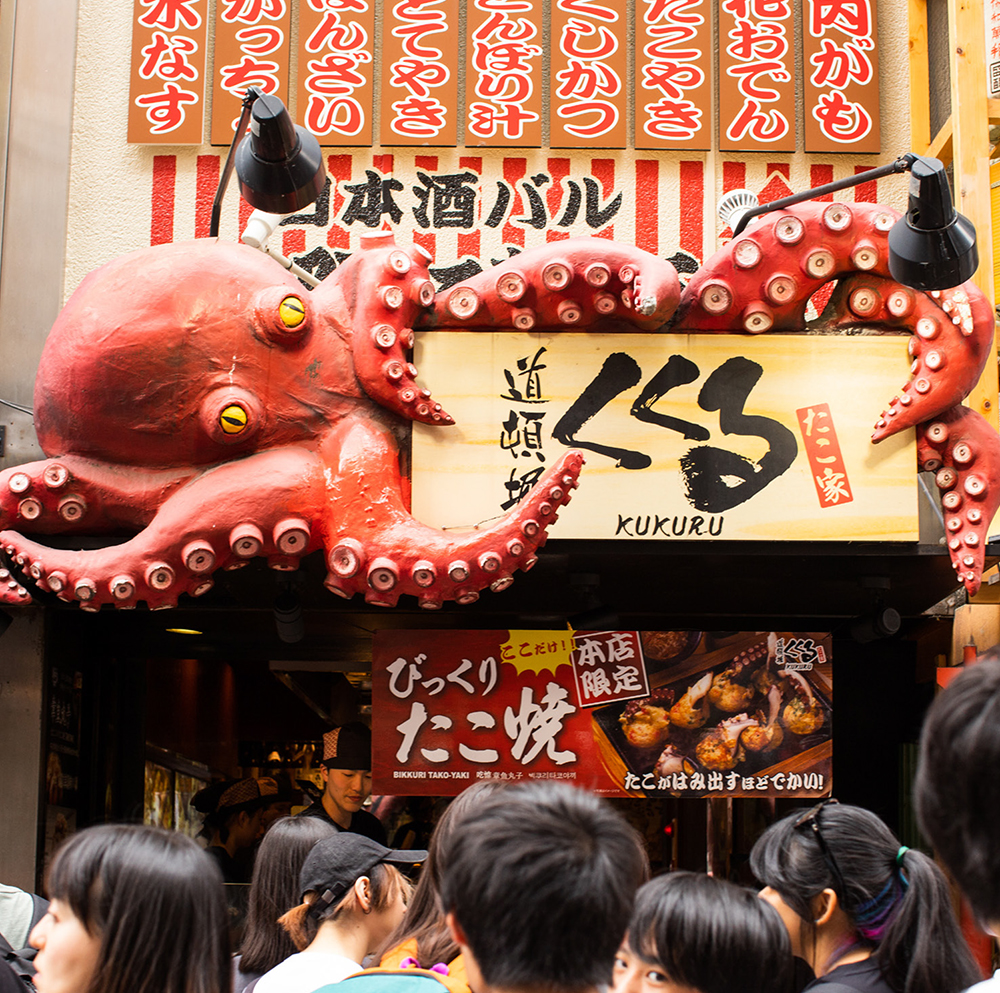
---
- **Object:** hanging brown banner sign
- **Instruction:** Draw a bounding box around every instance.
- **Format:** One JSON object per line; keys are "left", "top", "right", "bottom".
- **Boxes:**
{"left": 551, "top": 0, "right": 628, "bottom": 148}
{"left": 372, "top": 629, "right": 833, "bottom": 800}
{"left": 297, "top": 0, "right": 375, "bottom": 146}
{"left": 466, "top": 0, "right": 543, "bottom": 147}
{"left": 717, "top": 0, "right": 795, "bottom": 152}
{"left": 802, "top": 0, "right": 880, "bottom": 153}
{"left": 381, "top": 0, "right": 459, "bottom": 146}
{"left": 128, "top": 0, "right": 208, "bottom": 143}
{"left": 210, "top": 0, "right": 291, "bottom": 147}
{"left": 634, "top": 0, "right": 712, "bottom": 149}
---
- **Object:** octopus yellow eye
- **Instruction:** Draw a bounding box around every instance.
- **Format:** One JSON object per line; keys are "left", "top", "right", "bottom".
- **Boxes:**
{"left": 279, "top": 296, "right": 306, "bottom": 328}
{"left": 220, "top": 404, "right": 248, "bottom": 434}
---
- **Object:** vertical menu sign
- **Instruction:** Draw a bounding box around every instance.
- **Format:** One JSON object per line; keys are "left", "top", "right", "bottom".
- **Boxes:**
{"left": 211, "top": 0, "right": 291, "bottom": 146}
{"left": 128, "top": 0, "right": 208, "bottom": 143}
{"left": 635, "top": 0, "right": 712, "bottom": 149}
{"left": 298, "top": 0, "right": 375, "bottom": 145}
{"left": 988, "top": 0, "right": 1000, "bottom": 97}
{"left": 803, "top": 0, "right": 880, "bottom": 152}
{"left": 466, "top": 0, "right": 543, "bottom": 146}
{"left": 381, "top": 0, "right": 459, "bottom": 145}
{"left": 551, "top": 0, "right": 628, "bottom": 148}
{"left": 718, "top": 0, "right": 794, "bottom": 152}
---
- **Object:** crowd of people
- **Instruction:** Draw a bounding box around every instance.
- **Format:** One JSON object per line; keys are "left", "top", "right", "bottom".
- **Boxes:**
{"left": 6, "top": 661, "right": 1000, "bottom": 993}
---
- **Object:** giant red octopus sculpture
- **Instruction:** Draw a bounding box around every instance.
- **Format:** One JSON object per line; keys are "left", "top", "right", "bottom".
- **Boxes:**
{"left": 0, "top": 232, "right": 675, "bottom": 609}
{"left": 0, "top": 198, "right": 996, "bottom": 610}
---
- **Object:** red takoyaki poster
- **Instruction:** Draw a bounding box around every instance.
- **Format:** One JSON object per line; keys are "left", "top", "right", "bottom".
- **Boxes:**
{"left": 372, "top": 629, "right": 832, "bottom": 798}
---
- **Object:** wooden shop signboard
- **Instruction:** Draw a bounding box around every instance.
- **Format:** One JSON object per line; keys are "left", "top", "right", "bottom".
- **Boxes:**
{"left": 371, "top": 629, "right": 833, "bottom": 798}
{"left": 410, "top": 333, "right": 918, "bottom": 542}
{"left": 128, "top": 0, "right": 208, "bottom": 143}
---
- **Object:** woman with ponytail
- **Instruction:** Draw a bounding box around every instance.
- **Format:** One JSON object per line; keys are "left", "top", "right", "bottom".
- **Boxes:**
{"left": 253, "top": 834, "right": 423, "bottom": 993}
{"left": 750, "top": 800, "right": 981, "bottom": 993}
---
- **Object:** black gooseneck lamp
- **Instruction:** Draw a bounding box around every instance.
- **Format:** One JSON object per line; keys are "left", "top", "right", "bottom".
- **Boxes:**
{"left": 723, "top": 153, "right": 978, "bottom": 292}
{"left": 209, "top": 87, "right": 326, "bottom": 239}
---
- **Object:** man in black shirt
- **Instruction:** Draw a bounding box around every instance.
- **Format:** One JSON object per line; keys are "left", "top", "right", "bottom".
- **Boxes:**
{"left": 299, "top": 722, "right": 386, "bottom": 844}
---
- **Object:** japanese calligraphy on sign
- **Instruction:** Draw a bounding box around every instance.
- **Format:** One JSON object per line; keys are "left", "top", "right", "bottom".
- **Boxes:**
{"left": 797, "top": 402, "right": 854, "bottom": 508}
{"left": 411, "top": 333, "right": 917, "bottom": 542}
{"left": 987, "top": 0, "right": 1000, "bottom": 97}
{"left": 128, "top": 0, "right": 208, "bottom": 143}
{"left": 802, "top": 0, "right": 880, "bottom": 152}
{"left": 211, "top": 0, "right": 290, "bottom": 146}
{"left": 298, "top": 0, "right": 375, "bottom": 145}
{"left": 372, "top": 629, "right": 832, "bottom": 798}
{"left": 381, "top": 0, "right": 459, "bottom": 145}
{"left": 718, "top": 0, "right": 795, "bottom": 152}
{"left": 635, "top": 0, "right": 712, "bottom": 149}
{"left": 373, "top": 629, "right": 594, "bottom": 792}
{"left": 466, "top": 0, "right": 543, "bottom": 146}
{"left": 551, "top": 0, "right": 628, "bottom": 148}
{"left": 572, "top": 631, "right": 649, "bottom": 707}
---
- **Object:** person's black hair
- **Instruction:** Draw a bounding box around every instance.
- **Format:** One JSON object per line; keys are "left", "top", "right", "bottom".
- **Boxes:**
{"left": 750, "top": 803, "right": 980, "bottom": 993}
{"left": 379, "top": 781, "right": 505, "bottom": 968}
{"left": 239, "top": 816, "right": 337, "bottom": 975}
{"left": 438, "top": 782, "right": 649, "bottom": 993}
{"left": 915, "top": 657, "right": 1000, "bottom": 925}
{"left": 625, "top": 872, "right": 793, "bottom": 993}
{"left": 46, "top": 823, "right": 230, "bottom": 993}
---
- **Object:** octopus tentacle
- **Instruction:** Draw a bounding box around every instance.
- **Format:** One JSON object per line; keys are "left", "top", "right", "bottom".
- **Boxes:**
{"left": 917, "top": 404, "right": 1000, "bottom": 596}
{"left": 673, "top": 201, "right": 994, "bottom": 443}
{"left": 0, "top": 447, "right": 327, "bottom": 609}
{"left": 803, "top": 273, "right": 994, "bottom": 441}
{"left": 675, "top": 202, "right": 899, "bottom": 332}
{"left": 870, "top": 283, "right": 993, "bottom": 442}
{"left": 318, "top": 415, "right": 583, "bottom": 609}
{"left": 419, "top": 238, "right": 681, "bottom": 332}
{"left": 0, "top": 456, "right": 196, "bottom": 533}
{"left": 316, "top": 231, "right": 453, "bottom": 427}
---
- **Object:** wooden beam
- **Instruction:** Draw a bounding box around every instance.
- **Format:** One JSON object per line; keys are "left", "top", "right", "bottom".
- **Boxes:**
{"left": 948, "top": 0, "right": 999, "bottom": 436}
{"left": 926, "top": 115, "right": 954, "bottom": 163}
{"left": 949, "top": 0, "right": 994, "bottom": 294}
{"left": 909, "top": 0, "right": 931, "bottom": 151}
{"left": 990, "top": 97, "right": 1000, "bottom": 123}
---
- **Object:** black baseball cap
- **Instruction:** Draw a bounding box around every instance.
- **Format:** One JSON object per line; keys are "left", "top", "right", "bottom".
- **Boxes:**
{"left": 300, "top": 833, "right": 427, "bottom": 911}
{"left": 322, "top": 722, "right": 372, "bottom": 770}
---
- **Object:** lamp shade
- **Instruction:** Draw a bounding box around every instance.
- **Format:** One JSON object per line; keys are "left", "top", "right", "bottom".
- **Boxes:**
{"left": 887, "top": 156, "right": 978, "bottom": 291}
{"left": 235, "top": 93, "right": 325, "bottom": 214}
